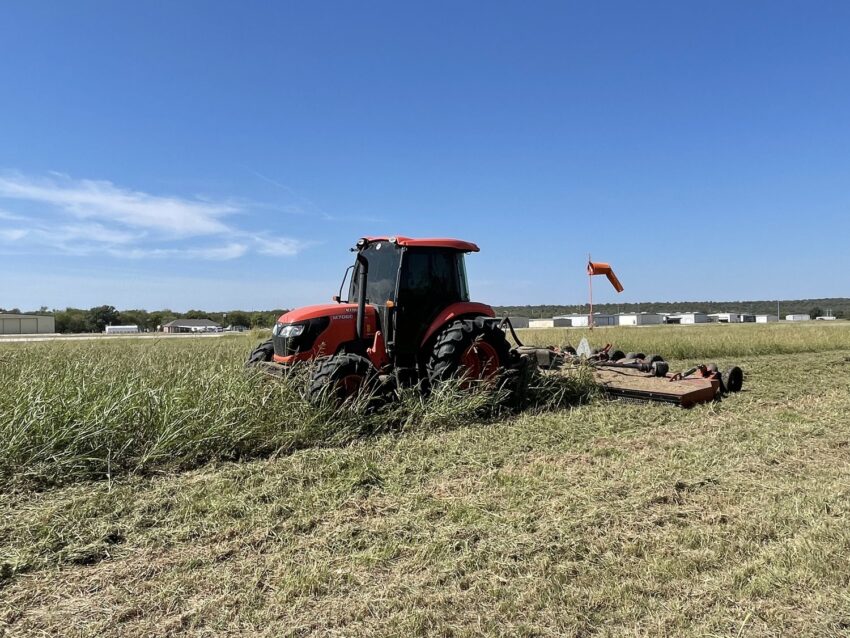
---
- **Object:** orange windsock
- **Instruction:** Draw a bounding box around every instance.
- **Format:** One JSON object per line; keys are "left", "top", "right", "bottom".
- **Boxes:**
{"left": 587, "top": 261, "right": 624, "bottom": 293}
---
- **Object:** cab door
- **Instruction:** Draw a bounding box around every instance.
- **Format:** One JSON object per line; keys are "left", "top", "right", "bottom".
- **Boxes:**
{"left": 393, "top": 249, "right": 464, "bottom": 359}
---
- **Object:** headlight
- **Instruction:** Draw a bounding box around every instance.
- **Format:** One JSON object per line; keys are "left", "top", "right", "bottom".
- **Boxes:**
{"left": 277, "top": 323, "right": 305, "bottom": 338}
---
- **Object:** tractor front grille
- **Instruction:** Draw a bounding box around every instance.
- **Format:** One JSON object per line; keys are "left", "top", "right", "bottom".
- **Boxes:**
{"left": 272, "top": 317, "right": 330, "bottom": 357}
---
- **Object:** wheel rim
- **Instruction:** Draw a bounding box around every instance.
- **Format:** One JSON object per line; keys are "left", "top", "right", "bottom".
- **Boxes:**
{"left": 459, "top": 340, "right": 500, "bottom": 384}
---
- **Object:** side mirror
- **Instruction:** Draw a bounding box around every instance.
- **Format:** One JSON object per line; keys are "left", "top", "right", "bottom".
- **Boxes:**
{"left": 332, "top": 295, "right": 341, "bottom": 303}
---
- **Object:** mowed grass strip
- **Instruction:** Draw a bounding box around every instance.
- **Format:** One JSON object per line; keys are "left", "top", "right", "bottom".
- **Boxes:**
{"left": 1, "top": 349, "right": 850, "bottom": 636}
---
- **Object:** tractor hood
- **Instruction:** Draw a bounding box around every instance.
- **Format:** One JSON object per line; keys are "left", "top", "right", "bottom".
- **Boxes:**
{"left": 272, "top": 303, "right": 379, "bottom": 365}
{"left": 277, "top": 303, "right": 360, "bottom": 324}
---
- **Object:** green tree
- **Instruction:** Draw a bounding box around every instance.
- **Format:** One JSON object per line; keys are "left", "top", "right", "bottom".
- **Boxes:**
{"left": 54, "top": 308, "right": 89, "bottom": 333}
{"left": 249, "top": 311, "right": 278, "bottom": 328}
{"left": 809, "top": 306, "right": 824, "bottom": 319}
{"left": 118, "top": 309, "right": 151, "bottom": 331}
{"left": 224, "top": 311, "right": 251, "bottom": 328}
{"left": 148, "top": 310, "right": 178, "bottom": 332}
{"left": 86, "top": 305, "right": 120, "bottom": 332}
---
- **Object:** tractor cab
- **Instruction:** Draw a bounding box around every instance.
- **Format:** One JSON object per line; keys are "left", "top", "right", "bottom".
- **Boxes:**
{"left": 346, "top": 237, "right": 474, "bottom": 365}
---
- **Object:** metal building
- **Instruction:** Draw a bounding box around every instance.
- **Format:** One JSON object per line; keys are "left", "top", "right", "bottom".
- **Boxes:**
{"left": 709, "top": 312, "right": 739, "bottom": 323}
{"left": 528, "top": 318, "right": 571, "bottom": 328}
{"left": 0, "top": 313, "right": 56, "bottom": 335}
{"left": 618, "top": 312, "right": 662, "bottom": 326}
{"left": 665, "top": 312, "right": 709, "bottom": 325}
{"left": 507, "top": 316, "right": 530, "bottom": 328}
{"left": 755, "top": 314, "right": 778, "bottom": 323}
{"left": 785, "top": 314, "right": 811, "bottom": 322}
{"left": 161, "top": 319, "right": 222, "bottom": 333}
{"left": 105, "top": 325, "right": 140, "bottom": 334}
{"left": 556, "top": 313, "right": 617, "bottom": 327}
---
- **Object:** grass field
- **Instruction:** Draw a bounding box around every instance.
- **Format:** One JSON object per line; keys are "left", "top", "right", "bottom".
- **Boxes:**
{"left": 2, "top": 324, "right": 850, "bottom": 636}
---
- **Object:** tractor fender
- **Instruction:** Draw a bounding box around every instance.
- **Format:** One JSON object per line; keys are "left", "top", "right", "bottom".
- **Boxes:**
{"left": 419, "top": 302, "right": 496, "bottom": 349}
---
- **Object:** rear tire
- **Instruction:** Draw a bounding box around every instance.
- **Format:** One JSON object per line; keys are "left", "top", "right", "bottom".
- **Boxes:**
{"left": 246, "top": 338, "right": 274, "bottom": 366}
{"left": 309, "top": 353, "right": 377, "bottom": 404}
{"left": 426, "top": 317, "right": 511, "bottom": 387}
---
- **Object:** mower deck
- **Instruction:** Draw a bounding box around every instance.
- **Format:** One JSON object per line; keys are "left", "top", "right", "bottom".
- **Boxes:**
{"left": 592, "top": 367, "right": 721, "bottom": 408}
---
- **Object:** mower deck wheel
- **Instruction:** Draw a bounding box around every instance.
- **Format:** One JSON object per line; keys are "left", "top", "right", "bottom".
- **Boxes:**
{"left": 724, "top": 366, "right": 744, "bottom": 393}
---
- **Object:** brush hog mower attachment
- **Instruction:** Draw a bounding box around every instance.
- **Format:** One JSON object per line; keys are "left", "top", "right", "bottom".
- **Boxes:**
{"left": 510, "top": 338, "right": 743, "bottom": 408}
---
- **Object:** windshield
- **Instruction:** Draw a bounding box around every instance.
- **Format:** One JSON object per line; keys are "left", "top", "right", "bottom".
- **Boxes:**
{"left": 349, "top": 241, "right": 402, "bottom": 304}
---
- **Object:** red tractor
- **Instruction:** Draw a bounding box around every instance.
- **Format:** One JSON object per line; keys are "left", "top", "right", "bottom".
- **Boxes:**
{"left": 247, "top": 236, "right": 513, "bottom": 400}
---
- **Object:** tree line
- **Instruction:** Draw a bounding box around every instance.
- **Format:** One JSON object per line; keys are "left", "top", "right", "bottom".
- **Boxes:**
{"left": 3, "top": 296, "right": 847, "bottom": 333}
{"left": 0, "top": 306, "right": 289, "bottom": 333}
{"left": 493, "top": 297, "right": 850, "bottom": 319}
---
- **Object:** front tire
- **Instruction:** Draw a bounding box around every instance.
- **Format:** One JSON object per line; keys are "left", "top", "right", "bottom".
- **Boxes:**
{"left": 246, "top": 338, "right": 274, "bottom": 366}
{"left": 309, "top": 353, "right": 377, "bottom": 404}
{"left": 426, "top": 317, "right": 511, "bottom": 387}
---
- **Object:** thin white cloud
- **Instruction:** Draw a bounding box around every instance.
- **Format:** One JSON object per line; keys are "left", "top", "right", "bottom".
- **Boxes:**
{"left": 0, "top": 208, "right": 27, "bottom": 221}
{"left": 58, "top": 223, "right": 140, "bottom": 245}
{"left": 113, "top": 243, "right": 248, "bottom": 261}
{"left": 0, "top": 173, "right": 235, "bottom": 236}
{"left": 246, "top": 168, "right": 385, "bottom": 223}
{"left": 0, "top": 229, "right": 28, "bottom": 241}
{"left": 252, "top": 235, "right": 305, "bottom": 256}
{"left": 0, "top": 172, "right": 308, "bottom": 260}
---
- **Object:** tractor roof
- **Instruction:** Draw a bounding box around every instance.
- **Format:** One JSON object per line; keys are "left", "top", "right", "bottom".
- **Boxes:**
{"left": 363, "top": 236, "right": 479, "bottom": 252}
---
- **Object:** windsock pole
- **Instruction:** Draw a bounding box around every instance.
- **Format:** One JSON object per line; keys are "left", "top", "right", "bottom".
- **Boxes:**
{"left": 586, "top": 258, "right": 624, "bottom": 330}
{"left": 588, "top": 253, "right": 594, "bottom": 330}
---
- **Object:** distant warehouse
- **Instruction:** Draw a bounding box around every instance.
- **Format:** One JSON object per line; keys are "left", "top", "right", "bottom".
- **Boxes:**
{"left": 665, "top": 312, "right": 709, "bottom": 325}
{"left": 755, "top": 314, "right": 779, "bottom": 323}
{"left": 556, "top": 313, "right": 617, "bottom": 327}
{"left": 0, "top": 313, "right": 55, "bottom": 335}
{"left": 708, "top": 312, "right": 739, "bottom": 323}
{"left": 528, "top": 318, "right": 571, "bottom": 328}
{"left": 507, "top": 316, "right": 530, "bottom": 329}
{"left": 785, "top": 314, "right": 811, "bottom": 322}
{"left": 162, "top": 319, "right": 221, "bottom": 333}
{"left": 105, "top": 325, "right": 140, "bottom": 334}
{"left": 618, "top": 312, "right": 662, "bottom": 326}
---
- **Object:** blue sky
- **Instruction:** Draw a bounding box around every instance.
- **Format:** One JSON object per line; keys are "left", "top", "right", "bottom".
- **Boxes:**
{"left": 1, "top": 1, "right": 849, "bottom": 311}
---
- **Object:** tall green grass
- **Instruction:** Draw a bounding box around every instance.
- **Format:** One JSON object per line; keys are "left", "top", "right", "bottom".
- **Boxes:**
{"left": 0, "top": 337, "right": 592, "bottom": 488}
{"left": 4, "top": 323, "right": 843, "bottom": 488}
{"left": 517, "top": 321, "right": 850, "bottom": 359}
